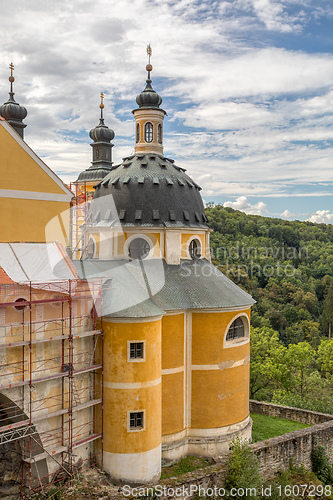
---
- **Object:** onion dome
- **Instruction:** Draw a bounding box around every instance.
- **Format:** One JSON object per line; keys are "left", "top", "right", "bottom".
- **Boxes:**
{"left": 92, "top": 153, "right": 208, "bottom": 228}
{"left": 0, "top": 63, "right": 27, "bottom": 139}
{"left": 77, "top": 93, "right": 115, "bottom": 183}
{"left": 89, "top": 92, "right": 115, "bottom": 143}
{"left": 135, "top": 45, "right": 163, "bottom": 110}
{"left": 136, "top": 79, "right": 162, "bottom": 109}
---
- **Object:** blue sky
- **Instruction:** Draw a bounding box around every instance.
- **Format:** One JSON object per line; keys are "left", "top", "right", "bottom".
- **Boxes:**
{"left": 1, "top": 0, "right": 333, "bottom": 222}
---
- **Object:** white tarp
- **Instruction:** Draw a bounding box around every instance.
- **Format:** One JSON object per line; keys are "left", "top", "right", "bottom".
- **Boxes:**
{"left": 0, "top": 243, "right": 77, "bottom": 290}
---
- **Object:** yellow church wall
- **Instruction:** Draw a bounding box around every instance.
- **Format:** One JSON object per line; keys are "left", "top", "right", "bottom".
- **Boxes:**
{"left": 192, "top": 309, "right": 250, "bottom": 365}
{"left": 181, "top": 233, "right": 205, "bottom": 258}
{"left": 191, "top": 365, "right": 249, "bottom": 428}
{"left": 0, "top": 125, "right": 65, "bottom": 194}
{"left": 0, "top": 198, "right": 69, "bottom": 244}
{"left": 161, "top": 313, "right": 184, "bottom": 369}
{"left": 103, "top": 319, "right": 161, "bottom": 384}
{"left": 162, "top": 371, "right": 184, "bottom": 435}
{"left": 103, "top": 384, "right": 161, "bottom": 454}
{"left": 102, "top": 317, "right": 162, "bottom": 455}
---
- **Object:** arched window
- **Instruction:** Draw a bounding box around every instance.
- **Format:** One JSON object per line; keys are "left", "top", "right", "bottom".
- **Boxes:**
{"left": 189, "top": 239, "right": 201, "bottom": 259}
{"left": 226, "top": 317, "right": 245, "bottom": 341}
{"left": 87, "top": 238, "right": 95, "bottom": 259}
{"left": 158, "top": 124, "right": 162, "bottom": 143}
{"left": 145, "top": 122, "right": 153, "bottom": 143}
{"left": 129, "top": 238, "right": 151, "bottom": 260}
{"left": 136, "top": 123, "right": 140, "bottom": 143}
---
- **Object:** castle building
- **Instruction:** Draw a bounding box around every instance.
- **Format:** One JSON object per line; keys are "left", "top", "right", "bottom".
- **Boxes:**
{"left": 74, "top": 48, "right": 255, "bottom": 485}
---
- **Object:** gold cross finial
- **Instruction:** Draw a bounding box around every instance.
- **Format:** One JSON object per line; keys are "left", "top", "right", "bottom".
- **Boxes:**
{"left": 100, "top": 92, "right": 104, "bottom": 109}
{"left": 9, "top": 62, "right": 15, "bottom": 84}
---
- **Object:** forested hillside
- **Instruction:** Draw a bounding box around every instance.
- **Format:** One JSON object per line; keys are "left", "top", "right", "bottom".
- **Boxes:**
{"left": 205, "top": 205, "right": 333, "bottom": 412}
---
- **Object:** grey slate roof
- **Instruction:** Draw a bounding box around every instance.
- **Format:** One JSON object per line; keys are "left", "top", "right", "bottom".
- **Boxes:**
{"left": 73, "top": 259, "right": 255, "bottom": 318}
{"left": 92, "top": 153, "right": 208, "bottom": 228}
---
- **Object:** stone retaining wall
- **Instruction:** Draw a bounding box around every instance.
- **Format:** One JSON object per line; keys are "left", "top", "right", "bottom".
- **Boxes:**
{"left": 128, "top": 403, "right": 333, "bottom": 498}
{"left": 250, "top": 399, "right": 333, "bottom": 425}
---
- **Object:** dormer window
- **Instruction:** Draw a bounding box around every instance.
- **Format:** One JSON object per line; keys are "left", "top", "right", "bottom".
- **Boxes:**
{"left": 145, "top": 122, "right": 153, "bottom": 143}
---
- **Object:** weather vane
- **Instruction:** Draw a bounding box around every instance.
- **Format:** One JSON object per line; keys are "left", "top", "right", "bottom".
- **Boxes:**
{"left": 146, "top": 44, "right": 153, "bottom": 80}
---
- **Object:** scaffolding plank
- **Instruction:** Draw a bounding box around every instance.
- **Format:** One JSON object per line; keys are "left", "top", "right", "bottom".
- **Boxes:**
{"left": 72, "top": 433, "right": 102, "bottom": 449}
{"left": 23, "top": 445, "right": 67, "bottom": 464}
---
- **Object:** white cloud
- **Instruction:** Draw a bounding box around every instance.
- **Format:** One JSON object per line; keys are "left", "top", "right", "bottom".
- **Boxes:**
{"left": 306, "top": 210, "right": 333, "bottom": 224}
{"left": 280, "top": 210, "right": 295, "bottom": 219}
{"left": 223, "top": 196, "right": 268, "bottom": 215}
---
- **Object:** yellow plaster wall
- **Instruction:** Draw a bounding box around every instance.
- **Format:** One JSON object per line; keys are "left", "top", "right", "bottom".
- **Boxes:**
{"left": 191, "top": 310, "right": 250, "bottom": 429}
{"left": 103, "top": 319, "right": 161, "bottom": 384}
{"left": 161, "top": 314, "right": 184, "bottom": 370}
{"left": 191, "top": 365, "right": 249, "bottom": 428}
{"left": 103, "top": 318, "right": 162, "bottom": 454}
{"left": 103, "top": 385, "right": 161, "bottom": 454}
{"left": 192, "top": 310, "right": 250, "bottom": 365}
{"left": 0, "top": 198, "right": 69, "bottom": 244}
{"left": 162, "top": 372, "right": 184, "bottom": 435}
{"left": 181, "top": 233, "right": 205, "bottom": 258}
{"left": 0, "top": 125, "right": 65, "bottom": 194}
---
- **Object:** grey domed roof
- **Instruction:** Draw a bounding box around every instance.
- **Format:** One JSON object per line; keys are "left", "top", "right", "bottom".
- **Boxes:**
{"left": 92, "top": 153, "right": 208, "bottom": 228}
{"left": 77, "top": 165, "right": 113, "bottom": 182}
{"left": 0, "top": 93, "right": 27, "bottom": 137}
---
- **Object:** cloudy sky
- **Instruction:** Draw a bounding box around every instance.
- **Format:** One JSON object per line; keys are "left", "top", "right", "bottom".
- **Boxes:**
{"left": 1, "top": 0, "right": 333, "bottom": 222}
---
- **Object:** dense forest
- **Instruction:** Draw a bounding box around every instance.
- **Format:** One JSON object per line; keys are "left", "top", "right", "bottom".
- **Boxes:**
{"left": 205, "top": 205, "right": 333, "bottom": 413}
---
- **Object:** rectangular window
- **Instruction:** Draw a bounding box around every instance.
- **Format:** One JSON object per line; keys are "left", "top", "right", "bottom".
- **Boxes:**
{"left": 129, "top": 411, "right": 144, "bottom": 430}
{"left": 128, "top": 341, "right": 146, "bottom": 362}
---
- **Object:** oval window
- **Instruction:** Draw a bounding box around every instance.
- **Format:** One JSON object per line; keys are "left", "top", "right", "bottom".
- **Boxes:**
{"left": 145, "top": 122, "right": 153, "bottom": 143}
{"left": 189, "top": 239, "right": 201, "bottom": 259}
{"left": 226, "top": 317, "right": 245, "bottom": 341}
{"left": 129, "top": 238, "right": 151, "bottom": 260}
{"left": 87, "top": 238, "right": 95, "bottom": 259}
{"left": 14, "top": 298, "right": 28, "bottom": 311}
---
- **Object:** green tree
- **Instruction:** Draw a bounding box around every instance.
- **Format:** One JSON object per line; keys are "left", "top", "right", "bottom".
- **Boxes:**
{"left": 224, "top": 437, "right": 261, "bottom": 499}
{"left": 250, "top": 327, "right": 286, "bottom": 399}
{"left": 322, "top": 285, "right": 333, "bottom": 339}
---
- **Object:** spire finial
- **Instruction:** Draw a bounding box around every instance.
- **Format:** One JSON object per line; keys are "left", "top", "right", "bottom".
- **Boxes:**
{"left": 99, "top": 92, "right": 104, "bottom": 122}
{"left": 146, "top": 44, "right": 153, "bottom": 81}
{"left": 9, "top": 62, "right": 15, "bottom": 96}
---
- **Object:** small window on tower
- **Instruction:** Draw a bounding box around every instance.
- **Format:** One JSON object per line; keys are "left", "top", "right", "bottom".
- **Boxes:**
{"left": 145, "top": 122, "right": 153, "bottom": 143}
{"left": 129, "top": 411, "right": 144, "bottom": 430}
{"left": 87, "top": 238, "right": 95, "bottom": 259}
{"left": 136, "top": 123, "right": 140, "bottom": 143}
{"left": 158, "top": 124, "right": 162, "bottom": 143}
{"left": 189, "top": 239, "right": 201, "bottom": 259}
{"left": 128, "top": 341, "right": 145, "bottom": 362}
{"left": 96, "top": 149, "right": 100, "bottom": 159}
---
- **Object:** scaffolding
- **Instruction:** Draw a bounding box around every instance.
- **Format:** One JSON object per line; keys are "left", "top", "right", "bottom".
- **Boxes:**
{"left": 70, "top": 181, "right": 95, "bottom": 260}
{"left": 0, "top": 278, "right": 103, "bottom": 498}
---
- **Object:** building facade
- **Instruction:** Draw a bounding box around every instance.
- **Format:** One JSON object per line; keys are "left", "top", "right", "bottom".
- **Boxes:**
{"left": 74, "top": 53, "right": 255, "bottom": 484}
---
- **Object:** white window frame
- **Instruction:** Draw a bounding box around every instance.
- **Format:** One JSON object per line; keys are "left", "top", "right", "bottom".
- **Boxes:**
{"left": 124, "top": 234, "right": 155, "bottom": 260}
{"left": 127, "top": 409, "right": 146, "bottom": 432}
{"left": 223, "top": 313, "right": 250, "bottom": 348}
{"left": 127, "top": 340, "right": 146, "bottom": 363}
{"left": 186, "top": 235, "right": 202, "bottom": 259}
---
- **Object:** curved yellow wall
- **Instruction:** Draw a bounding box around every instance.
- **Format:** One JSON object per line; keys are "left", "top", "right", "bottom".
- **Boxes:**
{"left": 191, "top": 310, "right": 250, "bottom": 429}
{"left": 102, "top": 317, "right": 162, "bottom": 482}
{"left": 161, "top": 314, "right": 184, "bottom": 436}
